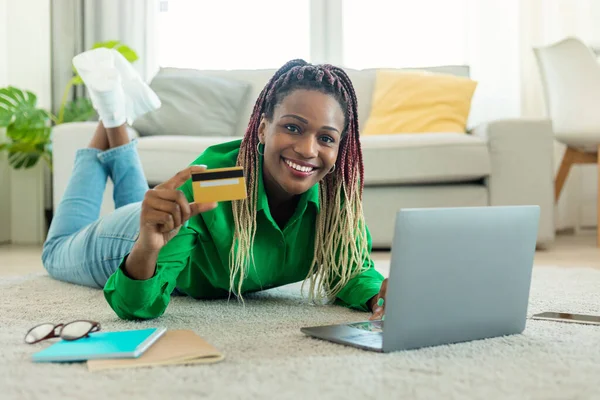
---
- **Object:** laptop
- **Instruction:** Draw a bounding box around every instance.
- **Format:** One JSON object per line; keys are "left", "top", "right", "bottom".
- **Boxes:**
{"left": 301, "top": 205, "right": 540, "bottom": 353}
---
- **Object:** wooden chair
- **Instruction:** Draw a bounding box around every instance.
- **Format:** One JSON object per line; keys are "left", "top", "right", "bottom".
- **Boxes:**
{"left": 534, "top": 37, "right": 600, "bottom": 246}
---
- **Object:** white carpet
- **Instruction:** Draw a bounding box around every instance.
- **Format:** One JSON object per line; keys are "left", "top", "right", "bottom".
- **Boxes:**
{"left": 1, "top": 265, "right": 600, "bottom": 400}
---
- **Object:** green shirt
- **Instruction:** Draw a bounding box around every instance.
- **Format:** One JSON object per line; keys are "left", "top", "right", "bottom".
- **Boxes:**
{"left": 104, "top": 139, "right": 384, "bottom": 320}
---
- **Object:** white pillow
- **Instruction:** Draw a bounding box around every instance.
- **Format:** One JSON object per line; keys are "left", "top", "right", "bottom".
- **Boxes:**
{"left": 133, "top": 68, "right": 250, "bottom": 137}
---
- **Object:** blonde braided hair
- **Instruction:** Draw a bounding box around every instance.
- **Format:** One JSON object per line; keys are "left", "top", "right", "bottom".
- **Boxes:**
{"left": 230, "top": 60, "right": 369, "bottom": 303}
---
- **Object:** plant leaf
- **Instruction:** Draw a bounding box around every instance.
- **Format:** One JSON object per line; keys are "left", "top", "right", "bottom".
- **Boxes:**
{"left": 0, "top": 112, "right": 14, "bottom": 127}
{"left": 72, "top": 75, "right": 84, "bottom": 85}
{"left": 115, "top": 44, "right": 138, "bottom": 63}
{"left": 92, "top": 40, "right": 138, "bottom": 63}
{"left": 93, "top": 40, "right": 121, "bottom": 49}
{"left": 4, "top": 125, "right": 52, "bottom": 169}
{"left": 0, "top": 87, "right": 53, "bottom": 130}
{"left": 62, "top": 97, "right": 96, "bottom": 123}
{"left": 8, "top": 148, "right": 40, "bottom": 169}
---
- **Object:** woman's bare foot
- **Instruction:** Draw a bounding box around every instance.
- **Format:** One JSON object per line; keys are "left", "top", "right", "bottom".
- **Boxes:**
{"left": 88, "top": 122, "right": 109, "bottom": 150}
{"left": 106, "top": 124, "right": 130, "bottom": 148}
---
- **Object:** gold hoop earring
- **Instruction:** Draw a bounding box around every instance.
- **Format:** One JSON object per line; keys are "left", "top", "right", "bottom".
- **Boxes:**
{"left": 328, "top": 164, "right": 336, "bottom": 174}
{"left": 257, "top": 142, "right": 264, "bottom": 156}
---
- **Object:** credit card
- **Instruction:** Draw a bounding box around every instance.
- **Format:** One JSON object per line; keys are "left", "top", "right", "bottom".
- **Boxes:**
{"left": 191, "top": 166, "right": 247, "bottom": 203}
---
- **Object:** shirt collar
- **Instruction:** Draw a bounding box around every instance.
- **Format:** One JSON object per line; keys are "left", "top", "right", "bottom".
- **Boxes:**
{"left": 256, "top": 156, "right": 320, "bottom": 214}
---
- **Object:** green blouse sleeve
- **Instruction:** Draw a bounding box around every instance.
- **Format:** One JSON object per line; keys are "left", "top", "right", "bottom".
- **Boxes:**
{"left": 103, "top": 180, "right": 199, "bottom": 320}
{"left": 103, "top": 226, "right": 200, "bottom": 320}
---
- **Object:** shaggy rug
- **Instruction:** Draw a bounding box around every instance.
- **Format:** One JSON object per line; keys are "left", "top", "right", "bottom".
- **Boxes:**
{"left": 1, "top": 265, "right": 599, "bottom": 400}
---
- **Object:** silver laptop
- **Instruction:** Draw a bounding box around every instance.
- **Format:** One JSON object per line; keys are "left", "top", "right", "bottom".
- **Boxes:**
{"left": 301, "top": 205, "right": 540, "bottom": 352}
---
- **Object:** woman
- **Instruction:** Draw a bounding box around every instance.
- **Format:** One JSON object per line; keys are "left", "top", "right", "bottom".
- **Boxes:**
{"left": 43, "top": 48, "right": 388, "bottom": 320}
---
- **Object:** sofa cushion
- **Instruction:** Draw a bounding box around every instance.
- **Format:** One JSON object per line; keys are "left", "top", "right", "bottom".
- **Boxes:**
{"left": 363, "top": 70, "right": 477, "bottom": 135}
{"left": 361, "top": 133, "right": 490, "bottom": 185}
{"left": 132, "top": 68, "right": 250, "bottom": 138}
{"left": 136, "top": 136, "right": 242, "bottom": 184}
{"left": 178, "top": 69, "right": 278, "bottom": 136}
{"left": 346, "top": 66, "right": 471, "bottom": 130}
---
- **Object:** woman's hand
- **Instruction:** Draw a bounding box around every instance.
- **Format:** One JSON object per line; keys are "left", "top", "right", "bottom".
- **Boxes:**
{"left": 125, "top": 165, "right": 216, "bottom": 281}
{"left": 137, "top": 165, "right": 217, "bottom": 253}
{"left": 368, "top": 278, "right": 388, "bottom": 321}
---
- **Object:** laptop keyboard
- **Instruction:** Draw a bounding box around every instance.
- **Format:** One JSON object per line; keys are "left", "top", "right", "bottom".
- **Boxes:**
{"left": 341, "top": 331, "right": 383, "bottom": 346}
{"left": 346, "top": 320, "right": 384, "bottom": 333}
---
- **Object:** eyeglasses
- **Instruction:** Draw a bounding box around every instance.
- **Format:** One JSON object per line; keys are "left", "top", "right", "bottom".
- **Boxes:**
{"left": 24, "top": 320, "right": 101, "bottom": 344}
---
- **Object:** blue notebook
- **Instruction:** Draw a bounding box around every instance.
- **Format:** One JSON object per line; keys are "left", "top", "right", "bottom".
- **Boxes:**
{"left": 31, "top": 327, "right": 167, "bottom": 363}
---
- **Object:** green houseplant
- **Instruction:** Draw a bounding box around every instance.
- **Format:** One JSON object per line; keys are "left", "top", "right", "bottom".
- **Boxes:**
{"left": 0, "top": 87, "right": 54, "bottom": 169}
{"left": 0, "top": 40, "right": 138, "bottom": 171}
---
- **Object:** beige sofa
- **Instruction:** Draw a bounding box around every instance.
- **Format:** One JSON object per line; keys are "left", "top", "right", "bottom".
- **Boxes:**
{"left": 52, "top": 66, "right": 555, "bottom": 247}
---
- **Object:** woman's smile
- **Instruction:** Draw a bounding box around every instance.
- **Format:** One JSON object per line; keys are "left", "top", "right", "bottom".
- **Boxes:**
{"left": 281, "top": 157, "right": 318, "bottom": 178}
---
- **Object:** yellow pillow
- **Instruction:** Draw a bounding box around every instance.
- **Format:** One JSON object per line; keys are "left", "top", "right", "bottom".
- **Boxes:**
{"left": 363, "top": 69, "right": 477, "bottom": 135}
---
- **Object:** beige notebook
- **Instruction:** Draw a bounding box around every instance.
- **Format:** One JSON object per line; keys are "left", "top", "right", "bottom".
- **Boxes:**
{"left": 87, "top": 329, "right": 224, "bottom": 371}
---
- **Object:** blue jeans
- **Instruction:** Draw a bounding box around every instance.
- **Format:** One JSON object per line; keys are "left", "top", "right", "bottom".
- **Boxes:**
{"left": 42, "top": 141, "right": 149, "bottom": 288}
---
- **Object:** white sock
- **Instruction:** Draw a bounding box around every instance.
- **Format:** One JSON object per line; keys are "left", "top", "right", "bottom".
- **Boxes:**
{"left": 72, "top": 48, "right": 127, "bottom": 128}
{"left": 111, "top": 49, "right": 161, "bottom": 124}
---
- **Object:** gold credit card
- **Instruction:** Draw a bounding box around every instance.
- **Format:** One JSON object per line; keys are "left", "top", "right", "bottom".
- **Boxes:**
{"left": 191, "top": 166, "right": 247, "bottom": 203}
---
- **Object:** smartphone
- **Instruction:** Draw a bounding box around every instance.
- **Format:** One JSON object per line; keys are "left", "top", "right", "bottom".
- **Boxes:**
{"left": 531, "top": 312, "right": 600, "bottom": 326}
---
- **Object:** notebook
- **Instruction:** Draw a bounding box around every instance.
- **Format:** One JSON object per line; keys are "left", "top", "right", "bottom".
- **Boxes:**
{"left": 87, "top": 329, "right": 224, "bottom": 371}
{"left": 31, "top": 327, "right": 167, "bottom": 363}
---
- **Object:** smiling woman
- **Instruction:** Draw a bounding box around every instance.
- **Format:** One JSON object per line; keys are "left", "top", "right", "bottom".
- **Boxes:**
{"left": 42, "top": 52, "right": 387, "bottom": 321}
{"left": 259, "top": 90, "right": 343, "bottom": 209}
{"left": 230, "top": 60, "right": 378, "bottom": 306}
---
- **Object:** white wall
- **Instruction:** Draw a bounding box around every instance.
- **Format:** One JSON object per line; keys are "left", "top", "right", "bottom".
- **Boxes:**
{"left": 0, "top": 0, "right": 52, "bottom": 244}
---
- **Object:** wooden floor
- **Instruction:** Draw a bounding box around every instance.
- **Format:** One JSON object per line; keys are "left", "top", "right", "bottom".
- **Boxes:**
{"left": 0, "top": 230, "right": 599, "bottom": 278}
{"left": 533, "top": 229, "right": 600, "bottom": 269}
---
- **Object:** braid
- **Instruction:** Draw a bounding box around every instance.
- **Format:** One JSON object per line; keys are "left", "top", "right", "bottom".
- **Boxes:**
{"left": 229, "top": 60, "right": 306, "bottom": 297}
{"left": 230, "top": 59, "right": 370, "bottom": 303}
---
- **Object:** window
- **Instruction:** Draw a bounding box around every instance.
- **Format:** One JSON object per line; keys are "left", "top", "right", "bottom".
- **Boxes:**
{"left": 156, "top": 0, "right": 311, "bottom": 70}
{"left": 156, "top": 0, "right": 470, "bottom": 70}
{"left": 342, "top": 0, "right": 470, "bottom": 69}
